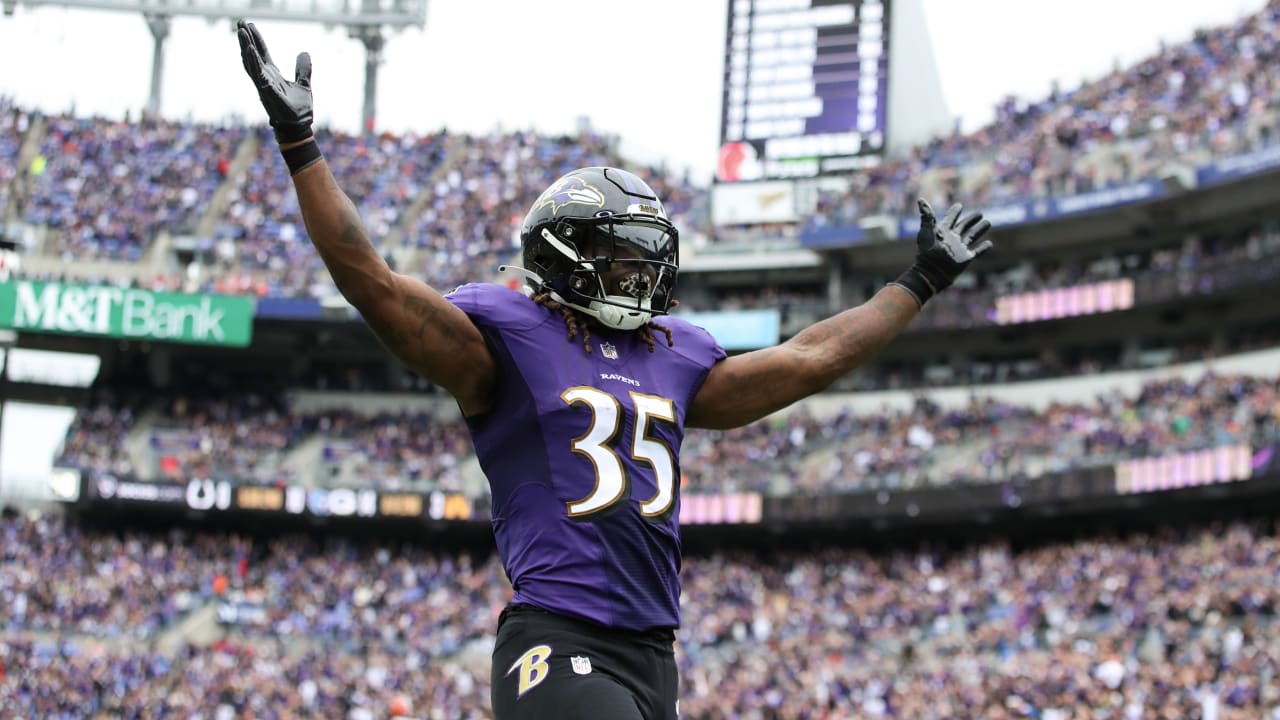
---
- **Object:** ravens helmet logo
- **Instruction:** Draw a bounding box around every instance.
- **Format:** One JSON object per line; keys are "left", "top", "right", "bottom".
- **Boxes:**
{"left": 532, "top": 177, "right": 606, "bottom": 214}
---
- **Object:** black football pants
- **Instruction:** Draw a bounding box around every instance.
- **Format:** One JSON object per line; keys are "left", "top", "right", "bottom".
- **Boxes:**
{"left": 490, "top": 603, "right": 679, "bottom": 720}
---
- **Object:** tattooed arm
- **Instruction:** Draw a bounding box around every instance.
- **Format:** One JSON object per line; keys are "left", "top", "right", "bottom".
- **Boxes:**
{"left": 685, "top": 285, "right": 918, "bottom": 430}
{"left": 234, "top": 25, "right": 495, "bottom": 415}
{"left": 686, "top": 199, "right": 994, "bottom": 430}
{"left": 290, "top": 158, "right": 497, "bottom": 416}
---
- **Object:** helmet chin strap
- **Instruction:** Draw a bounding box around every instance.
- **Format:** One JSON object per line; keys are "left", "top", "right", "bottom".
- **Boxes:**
{"left": 586, "top": 296, "right": 653, "bottom": 331}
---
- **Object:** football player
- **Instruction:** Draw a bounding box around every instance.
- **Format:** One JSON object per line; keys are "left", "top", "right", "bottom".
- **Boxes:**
{"left": 236, "top": 21, "right": 992, "bottom": 720}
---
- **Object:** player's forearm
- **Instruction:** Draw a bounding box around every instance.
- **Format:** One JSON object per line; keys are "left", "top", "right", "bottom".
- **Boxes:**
{"left": 290, "top": 158, "right": 395, "bottom": 306}
{"left": 784, "top": 284, "right": 919, "bottom": 391}
{"left": 687, "top": 285, "right": 920, "bottom": 429}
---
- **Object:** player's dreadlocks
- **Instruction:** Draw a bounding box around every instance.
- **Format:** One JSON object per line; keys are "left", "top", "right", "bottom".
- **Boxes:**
{"left": 532, "top": 292, "right": 676, "bottom": 354}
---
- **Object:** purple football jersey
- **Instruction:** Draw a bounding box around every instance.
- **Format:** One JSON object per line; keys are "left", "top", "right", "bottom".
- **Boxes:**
{"left": 446, "top": 283, "right": 725, "bottom": 630}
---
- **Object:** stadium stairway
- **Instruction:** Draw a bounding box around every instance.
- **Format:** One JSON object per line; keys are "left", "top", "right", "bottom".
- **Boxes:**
{"left": 9, "top": 114, "right": 179, "bottom": 282}
{"left": 380, "top": 132, "right": 472, "bottom": 274}
{"left": 153, "top": 601, "right": 222, "bottom": 655}
{"left": 2, "top": 111, "right": 45, "bottom": 225}
{"left": 287, "top": 389, "right": 485, "bottom": 492}
{"left": 191, "top": 129, "right": 261, "bottom": 241}
{"left": 123, "top": 405, "right": 165, "bottom": 477}
{"left": 277, "top": 432, "right": 328, "bottom": 487}
{"left": 151, "top": 130, "right": 263, "bottom": 292}
{"left": 791, "top": 440, "right": 850, "bottom": 494}
{"left": 786, "top": 413, "right": 1057, "bottom": 493}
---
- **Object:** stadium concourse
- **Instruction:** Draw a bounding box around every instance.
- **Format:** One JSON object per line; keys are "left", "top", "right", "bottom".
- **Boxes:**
{"left": 2, "top": 2, "right": 1280, "bottom": 718}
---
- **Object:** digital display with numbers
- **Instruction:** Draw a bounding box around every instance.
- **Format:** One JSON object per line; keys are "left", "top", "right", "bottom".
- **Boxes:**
{"left": 718, "top": 0, "right": 890, "bottom": 181}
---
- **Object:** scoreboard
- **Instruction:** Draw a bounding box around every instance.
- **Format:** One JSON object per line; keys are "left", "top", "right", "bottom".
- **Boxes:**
{"left": 718, "top": 0, "right": 890, "bottom": 182}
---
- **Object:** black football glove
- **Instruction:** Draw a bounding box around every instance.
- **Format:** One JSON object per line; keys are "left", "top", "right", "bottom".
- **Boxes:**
{"left": 892, "top": 198, "right": 993, "bottom": 306}
{"left": 237, "top": 20, "right": 314, "bottom": 145}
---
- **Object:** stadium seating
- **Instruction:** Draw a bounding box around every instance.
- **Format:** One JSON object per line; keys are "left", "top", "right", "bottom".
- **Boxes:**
{"left": 21, "top": 115, "right": 245, "bottom": 262}
{"left": 6, "top": 6, "right": 1280, "bottom": 720}
{"left": 3, "top": 512, "right": 1277, "bottom": 718}
{"left": 808, "top": 2, "right": 1280, "bottom": 221}
{"left": 51, "top": 366, "right": 1280, "bottom": 498}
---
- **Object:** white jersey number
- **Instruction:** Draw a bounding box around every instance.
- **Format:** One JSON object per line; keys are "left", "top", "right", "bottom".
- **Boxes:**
{"left": 560, "top": 387, "right": 677, "bottom": 519}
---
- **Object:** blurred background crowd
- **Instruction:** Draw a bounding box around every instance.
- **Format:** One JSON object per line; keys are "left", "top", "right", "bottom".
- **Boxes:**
{"left": 3, "top": 3, "right": 1280, "bottom": 719}
{"left": 48, "top": 370, "right": 1280, "bottom": 497}
{"left": 4, "top": 512, "right": 1278, "bottom": 719}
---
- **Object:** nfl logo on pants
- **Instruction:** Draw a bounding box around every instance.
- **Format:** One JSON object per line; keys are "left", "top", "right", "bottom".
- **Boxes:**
{"left": 570, "top": 655, "right": 592, "bottom": 675}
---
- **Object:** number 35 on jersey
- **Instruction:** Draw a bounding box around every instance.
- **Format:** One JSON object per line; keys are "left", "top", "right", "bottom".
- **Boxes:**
{"left": 559, "top": 386, "right": 677, "bottom": 521}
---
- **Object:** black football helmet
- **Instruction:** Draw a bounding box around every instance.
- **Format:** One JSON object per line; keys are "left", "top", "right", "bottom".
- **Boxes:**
{"left": 511, "top": 167, "right": 679, "bottom": 331}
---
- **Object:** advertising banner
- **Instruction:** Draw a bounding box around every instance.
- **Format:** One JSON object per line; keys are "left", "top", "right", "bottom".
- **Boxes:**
{"left": 0, "top": 281, "right": 254, "bottom": 346}
{"left": 71, "top": 473, "right": 763, "bottom": 526}
{"left": 1196, "top": 144, "right": 1280, "bottom": 186}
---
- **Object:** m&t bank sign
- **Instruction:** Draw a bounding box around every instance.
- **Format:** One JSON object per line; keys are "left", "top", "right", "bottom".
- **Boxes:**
{"left": 0, "top": 281, "right": 255, "bottom": 347}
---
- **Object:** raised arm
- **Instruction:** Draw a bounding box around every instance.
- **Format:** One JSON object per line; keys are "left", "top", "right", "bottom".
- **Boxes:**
{"left": 236, "top": 21, "right": 495, "bottom": 415}
{"left": 686, "top": 200, "right": 992, "bottom": 430}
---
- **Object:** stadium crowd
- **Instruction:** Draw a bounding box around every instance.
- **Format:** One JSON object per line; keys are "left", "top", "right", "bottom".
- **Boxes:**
{"left": 676, "top": 214, "right": 1280, "bottom": 340}
{"left": 3, "top": 511, "right": 1278, "bottom": 719}
{"left": 5, "top": 5, "right": 1280, "bottom": 718}
{"left": 790, "top": 371, "right": 1280, "bottom": 495}
{"left": 55, "top": 391, "right": 474, "bottom": 491}
{"left": 316, "top": 408, "right": 472, "bottom": 491}
{"left": 0, "top": 3, "right": 1275, "bottom": 299}
{"left": 193, "top": 127, "right": 447, "bottom": 298}
{"left": 53, "top": 371, "right": 1280, "bottom": 498}
{"left": 399, "top": 130, "right": 615, "bottom": 292}
{"left": 908, "top": 219, "right": 1280, "bottom": 333}
{"left": 679, "top": 371, "right": 1280, "bottom": 495}
{"left": 21, "top": 114, "right": 245, "bottom": 262}
{"left": 0, "top": 514, "right": 218, "bottom": 640}
{"left": 0, "top": 97, "right": 31, "bottom": 221}
{"left": 807, "top": 0, "right": 1280, "bottom": 225}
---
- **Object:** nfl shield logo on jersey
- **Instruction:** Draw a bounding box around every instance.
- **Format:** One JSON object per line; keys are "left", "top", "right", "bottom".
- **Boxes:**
{"left": 570, "top": 655, "right": 593, "bottom": 675}
{"left": 599, "top": 342, "right": 618, "bottom": 360}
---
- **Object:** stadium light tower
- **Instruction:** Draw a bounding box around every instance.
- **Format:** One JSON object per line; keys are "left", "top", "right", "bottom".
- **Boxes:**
{"left": 5, "top": 0, "right": 427, "bottom": 130}
{"left": 349, "top": 0, "right": 388, "bottom": 134}
{"left": 144, "top": 11, "right": 169, "bottom": 116}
